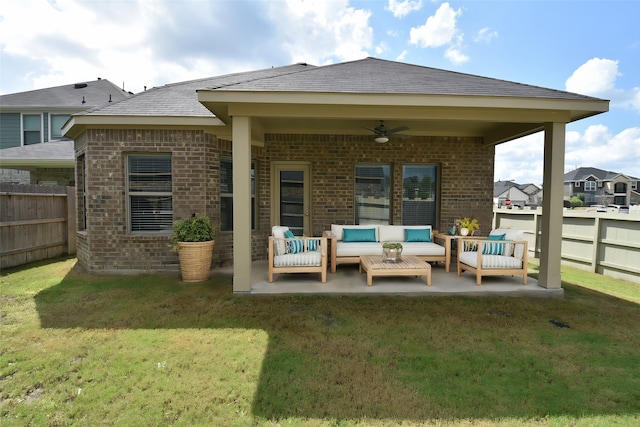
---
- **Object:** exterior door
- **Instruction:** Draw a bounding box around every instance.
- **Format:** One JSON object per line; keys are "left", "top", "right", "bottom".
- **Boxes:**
{"left": 272, "top": 162, "right": 311, "bottom": 236}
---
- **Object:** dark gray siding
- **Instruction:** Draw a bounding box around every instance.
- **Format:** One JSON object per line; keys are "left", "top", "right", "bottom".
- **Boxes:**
{"left": 0, "top": 113, "right": 21, "bottom": 149}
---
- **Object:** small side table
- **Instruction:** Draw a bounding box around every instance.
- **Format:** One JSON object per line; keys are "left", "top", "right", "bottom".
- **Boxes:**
{"left": 433, "top": 232, "right": 461, "bottom": 272}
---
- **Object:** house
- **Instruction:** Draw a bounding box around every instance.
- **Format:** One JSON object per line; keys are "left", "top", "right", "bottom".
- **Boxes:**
{"left": 564, "top": 167, "right": 639, "bottom": 206}
{"left": 63, "top": 57, "right": 609, "bottom": 292}
{"left": 494, "top": 180, "right": 542, "bottom": 208}
{"left": 0, "top": 79, "right": 131, "bottom": 185}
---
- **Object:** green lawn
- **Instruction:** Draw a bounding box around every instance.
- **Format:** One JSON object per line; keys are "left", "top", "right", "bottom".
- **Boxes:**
{"left": 1, "top": 257, "right": 639, "bottom": 426}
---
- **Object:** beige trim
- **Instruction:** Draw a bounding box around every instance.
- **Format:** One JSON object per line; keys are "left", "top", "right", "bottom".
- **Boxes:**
{"left": 538, "top": 122, "right": 566, "bottom": 289}
{"left": 232, "top": 116, "right": 253, "bottom": 292}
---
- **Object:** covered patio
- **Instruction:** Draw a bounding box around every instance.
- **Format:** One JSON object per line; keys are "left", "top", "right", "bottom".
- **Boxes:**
{"left": 198, "top": 57, "right": 609, "bottom": 294}
{"left": 220, "top": 261, "right": 563, "bottom": 298}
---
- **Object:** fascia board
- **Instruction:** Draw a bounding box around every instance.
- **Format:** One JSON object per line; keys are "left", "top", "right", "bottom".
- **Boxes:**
{"left": 199, "top": 90, "right": 609, "bottom": 113}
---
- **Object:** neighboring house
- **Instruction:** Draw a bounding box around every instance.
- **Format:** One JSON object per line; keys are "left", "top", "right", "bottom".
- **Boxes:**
{"left": 494, "top": 180, "right": 542, "bottom": 208}
{"left": 63, "top": 57, "right": 608, "bottom": 292}
{"left": 564, "top": 167, "right": 639, "bottom": 206}
{"left": 0, "top": 79, "right": 131, "bottom": 185}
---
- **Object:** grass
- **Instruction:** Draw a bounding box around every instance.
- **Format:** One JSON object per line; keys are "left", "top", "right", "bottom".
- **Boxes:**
{"left": 1, "top": 257, "right": 639, "bottom": 426}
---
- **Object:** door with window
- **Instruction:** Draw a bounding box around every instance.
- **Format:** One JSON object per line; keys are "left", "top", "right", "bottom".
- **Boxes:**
{"left": 272, "top": 163, "right": 311, "bottom": 236}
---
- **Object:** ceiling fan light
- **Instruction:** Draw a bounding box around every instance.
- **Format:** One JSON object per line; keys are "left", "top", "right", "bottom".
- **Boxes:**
{"left": 374, "top": 136, "right": 389, "bottom": 143}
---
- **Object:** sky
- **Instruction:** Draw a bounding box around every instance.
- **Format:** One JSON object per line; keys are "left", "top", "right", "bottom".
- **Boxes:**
{"left": 1, "top": 0, "right": 639, "bottom": 186}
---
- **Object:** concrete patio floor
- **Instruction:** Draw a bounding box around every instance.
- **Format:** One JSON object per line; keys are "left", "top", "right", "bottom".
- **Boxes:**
{"left": 220, "top": 261, "right": 564, "bottom": 298}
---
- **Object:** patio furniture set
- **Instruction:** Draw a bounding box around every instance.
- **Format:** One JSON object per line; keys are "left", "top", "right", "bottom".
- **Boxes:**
{"left": 268, "top": 225, "right": 528, "bottom": 286}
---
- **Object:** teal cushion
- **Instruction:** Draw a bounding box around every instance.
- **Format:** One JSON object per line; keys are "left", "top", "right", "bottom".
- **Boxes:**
{"left": 307, "top": 239, "right": 318, "bottom": 251}
{"left": 284, "top": 229, "right": 303, "bottom": 253}
{"left": 343, "top": 228, "right": 376, "bottom": 242}
{"left": 405, "top": 228, "right": 431, "bottom": 242}
{"left": 482, "top": 242, "right": 505, "bottom": 255}
{"left": 488, "top": 233, "right": 506, "bottom": 241}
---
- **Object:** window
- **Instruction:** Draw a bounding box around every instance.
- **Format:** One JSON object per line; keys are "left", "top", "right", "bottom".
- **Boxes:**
{"left": 50, "top": 114, "right": 71, "bottom": 140}
{"left": 614, "top": 182, "right": 627, "bottom": 193}
{"left": 220, "top": 159, "right": 256, "bottom": 231}
{"left": 402, "top": 165, "right": 438, "bottom": 225}
{"left": 354, "top": 164, "right": 390, "bottom": 224}
{"left": 584, "top": 181, "right": 596, "bottom": 191}
{"left": 22, "top": 114, "right": 42, "bottom": 145}
{"left": 127, "top": 155, "right": 172, "bottom": 232}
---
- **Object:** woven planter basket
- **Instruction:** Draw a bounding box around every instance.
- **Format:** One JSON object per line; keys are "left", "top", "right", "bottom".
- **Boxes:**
{"left": 177, "top": 240, "right": 215, "bottom": 282}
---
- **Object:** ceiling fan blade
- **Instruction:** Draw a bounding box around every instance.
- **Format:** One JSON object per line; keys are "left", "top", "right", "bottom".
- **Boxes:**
{"left": 388, "top": 125, "right": 409, "bottom": 134}
{"left": 392, "top": 133, "right": 411, "bottom": 139}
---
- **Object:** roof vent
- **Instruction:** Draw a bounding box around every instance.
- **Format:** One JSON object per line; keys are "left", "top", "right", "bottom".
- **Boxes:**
{"left": 74, "top": 83, "right": 88, "bottom": 89}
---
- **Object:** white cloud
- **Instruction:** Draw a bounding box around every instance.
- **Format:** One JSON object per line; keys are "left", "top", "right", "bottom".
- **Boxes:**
{"left": 273, "top": 0, "right": 373, "bottom": 64}
{"left": 566, "top": 57, "right": 619, "bottom": 97}
{"left": 409, "top": 2, "right": 461, "bottom": 48}
{"left": 495, "top": 125, "right": 640, "bottom": 186}
{"left": 474, "top": 27, "right": 497, "bottom": 43}
{"left": 494, "top": 133, "right": 545, "bottom": 185}
{"left": 565, "top": 58, "right": 640, "bottom": 114}
{"left": 408, "top": 2, "right": 467, "bottom": 65}
{"left": 445, "top": 45, "right": 469, "bottom": 65}
{"left": 564, "top": 125, "right": 640, "bottom": 176}
{"left": 0, "top": 0, "right": 374, "bottom": 94}
{"left": 387, "top": 0, "right": 423, "bottom": 18}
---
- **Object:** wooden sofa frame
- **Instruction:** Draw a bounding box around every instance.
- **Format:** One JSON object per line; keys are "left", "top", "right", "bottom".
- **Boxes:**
{"left": 457, "top": 237, "right": 528, "bottom": 285}
{"left": 268, "top": 236, "right": 328, "bottom": 283}
{"left": 324, "top": 229, "right": 447, "bottom": 273}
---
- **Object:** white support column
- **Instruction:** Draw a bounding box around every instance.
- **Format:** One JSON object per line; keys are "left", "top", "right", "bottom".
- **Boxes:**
{"left": 232, "top": 116, "right": 252, "bottom": 293}
{"left": 539, "top": 122, "right": 565, "bottom": 289}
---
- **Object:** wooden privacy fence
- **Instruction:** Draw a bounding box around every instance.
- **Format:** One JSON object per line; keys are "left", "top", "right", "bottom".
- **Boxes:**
{"left": 0, "top": 183, "right": 76, "bottom": 270}
{"left": 493, "top": 207, "right": 640, "bottom": 284}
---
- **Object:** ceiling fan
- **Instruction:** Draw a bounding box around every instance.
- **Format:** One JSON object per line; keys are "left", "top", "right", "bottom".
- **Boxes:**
{"left": 364, "top": 120, "right": 410, "bottom": 143}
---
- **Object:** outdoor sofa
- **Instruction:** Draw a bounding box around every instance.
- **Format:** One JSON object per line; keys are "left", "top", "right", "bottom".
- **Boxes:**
{"left": 324, "top": 224, "right": 447, "bottom": 273}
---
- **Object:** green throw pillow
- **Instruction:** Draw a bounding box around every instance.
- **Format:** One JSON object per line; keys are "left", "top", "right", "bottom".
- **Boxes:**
{"left": 343, "top": 228, "right": 376, "bottom": 242}
{"left": 404, "top": 228, "right": 431, "bottom": 242}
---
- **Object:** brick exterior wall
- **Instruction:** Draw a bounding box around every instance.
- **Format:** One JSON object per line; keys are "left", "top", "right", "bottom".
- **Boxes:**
{"left": 75, "top": 129, "right": 495, "bottom": 273}
{"left": 265, "top": 134, "right": 495, "bottom": 237}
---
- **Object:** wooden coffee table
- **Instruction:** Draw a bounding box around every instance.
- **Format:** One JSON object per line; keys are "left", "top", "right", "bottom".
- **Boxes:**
{"left": 359, "top": 255, "right": 432, "bottom": 286}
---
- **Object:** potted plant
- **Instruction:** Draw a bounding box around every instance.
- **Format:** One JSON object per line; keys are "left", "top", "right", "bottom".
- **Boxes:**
{"left": 382, "top": 242, "right": 403, "bottom": 262}
{"left": 457, "top": 217, "right": 479, "bottom": 236}
{"left": 172, "top": 215, "right": 216, "bottom": 282}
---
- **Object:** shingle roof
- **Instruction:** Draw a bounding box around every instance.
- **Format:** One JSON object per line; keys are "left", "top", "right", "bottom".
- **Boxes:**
{"left": 493, "top": 180, "right": 518, "bottom": 197}
{"left": 208, "top": 57, "right": 601, "bottom": 100}
{"left": 0, "top": 140, "right": 74, "bottom": 165}
{"left": 82, "top": 63, "right": 314, "bottom": 117}
{"left": 564, "top": 166, "right": 639, "bottom": 181}
{"left": 0, "top": 79, "right": 130, "bottom": 110}
{"left": 79, "top": 57, "right": 601, "bottom": 118}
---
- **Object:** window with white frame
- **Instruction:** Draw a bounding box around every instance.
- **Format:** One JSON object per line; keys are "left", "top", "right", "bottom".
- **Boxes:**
{"left": 220, "top": 159, "right": 256, "bottom": 232}
{"left": 127, "top": 154, "right": 173, "bottom": 232}
{"left": 584, "top": 181, "right": 596, "bottom": 191}
{"left": 22, "top": 114, "right": 42, "bottom": 145}
{"left": 354, "top": 164, "right": 390, "bottom": 224}
{"left": 50, "top": 114, "right": 71, "bottom": 140}
{"left": 402, "top": 165, "right": 438, "bottom": 226}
